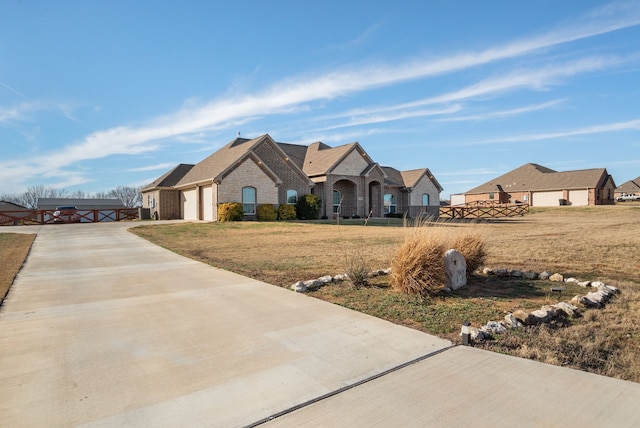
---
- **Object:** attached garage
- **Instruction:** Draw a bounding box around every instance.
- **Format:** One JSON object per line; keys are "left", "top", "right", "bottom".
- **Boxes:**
{"left": 182, "top": 189, "right": 198, "bottom": 220}
{"left": 568, "top": 190, "right": 589, "bottom": 206}
{"left": 532, "top": 191, "right": 564, "bottom": 206}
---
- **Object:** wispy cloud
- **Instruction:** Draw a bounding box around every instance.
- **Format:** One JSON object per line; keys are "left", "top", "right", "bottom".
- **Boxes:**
{"left": 436, "top": 99, "right": 566, "bottom": 122}
{"left": 125, "top": 163, "right": 178, "bottom": 173}
{"left": 462, "top": 118, "right": 640, "bottom": 146}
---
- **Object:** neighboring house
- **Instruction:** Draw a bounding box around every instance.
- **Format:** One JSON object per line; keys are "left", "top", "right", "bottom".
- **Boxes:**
{"left": 142, "top": 134, "right": 443, "bottom": 220}
{"left": 37, "top": 198, "right": 126, "bottom": 210}
{"left": 458, "top": 163, "right": 615, "bottom": 207}
{"left": 0, "top": 201, "right": 30, "bottom": 225}
{"left": 614, "top": 176, "right": 640, "bottom": 199}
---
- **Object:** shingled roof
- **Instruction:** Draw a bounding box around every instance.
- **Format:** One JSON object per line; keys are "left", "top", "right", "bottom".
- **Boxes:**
{"left": 466, "top": 163, "right": 611, "bottom": 194}
{"left": 300, "top": 141, "right": 363, "bottom": 177}
{"left": 381, "top": 167, "right": 444, "bottom": 191}
{"left": 616, "top": 176, "right": 640, "bottom": 193}
{"left": 141, "top": 163, "right": 194, "bottom": 191}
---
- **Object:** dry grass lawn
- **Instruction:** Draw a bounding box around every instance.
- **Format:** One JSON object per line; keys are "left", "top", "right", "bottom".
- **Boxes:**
{"left": 132, "top": 204, "right": 640, "bottom": 382}
{"left": 0, "top": 233, "right": 35, "bottom": 304}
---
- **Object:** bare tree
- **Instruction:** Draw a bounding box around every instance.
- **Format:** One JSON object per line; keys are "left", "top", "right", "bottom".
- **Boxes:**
{"left": 21, "top": 185, "right": 68, "bottom": 209}
{"left": 108, "top": 185, "right": 142, "bottom": 208}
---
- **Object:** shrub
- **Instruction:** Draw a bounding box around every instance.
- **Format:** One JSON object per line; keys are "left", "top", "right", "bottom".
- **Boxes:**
{"left": 257, "top": 204, "right": 277, "bottom": 221}
{"left": 390, "top": 228, "right": 447, "bottom": 297}
{"left": 343, "top": 248, "right": 371, "bottom": 289}
{"left": 278, "top": 204, "right": 297, "bottom": 220}
{"left": 217, "top": 203, "right": 243, "bottom": 222}
{"left": 296, "top": 194, "right": 321, "bottom": 220}
{"left": 451, "top": 230, "right": 487, "bottom": 276}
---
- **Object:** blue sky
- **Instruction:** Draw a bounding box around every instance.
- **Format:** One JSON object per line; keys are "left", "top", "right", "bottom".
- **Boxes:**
{"left": 1, "top": 1, "right": 639, "bottom": 199}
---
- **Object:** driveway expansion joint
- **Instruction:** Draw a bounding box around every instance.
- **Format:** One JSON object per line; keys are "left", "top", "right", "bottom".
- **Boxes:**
{"left": 245, "top": 344, "right": 457, "bottom": 427}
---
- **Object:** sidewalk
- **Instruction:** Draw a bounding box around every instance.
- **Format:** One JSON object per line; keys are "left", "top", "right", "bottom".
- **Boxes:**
{"left": 1, "top": 222, "right": 639, "bottom": 427}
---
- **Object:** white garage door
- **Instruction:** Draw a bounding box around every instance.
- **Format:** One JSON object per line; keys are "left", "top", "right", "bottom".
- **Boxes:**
{"left": 568, "top": 190, "right": 589, "bottom": 206}
{"left": 532, "top": 191, "right": 564, "bottom": 206}
{"left": 183, "top": 189, "right": 198, "bottom": 220}
{"left": 202, "top": 186, "right": 214, "bottom": 221}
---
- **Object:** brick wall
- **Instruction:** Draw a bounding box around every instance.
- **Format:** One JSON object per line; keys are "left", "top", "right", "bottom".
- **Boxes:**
{"left": 253, "top": 141, "right": 311, "bottom": 203}
{"left": 218, "top": 158, "right": 278, "bottom": 205}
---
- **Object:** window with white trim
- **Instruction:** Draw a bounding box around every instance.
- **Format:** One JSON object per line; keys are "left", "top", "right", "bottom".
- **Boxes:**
{"left": 422, "top": 193, "right": 429, "bottom": 206}
{"left": 242, "top": 187, "right": 256, "bottom": 215}
{"left": 286, "top": 189, "right": 298, "bottom": 204}
{"left": 384, "top": 194, "right": 396, "bottom": 214}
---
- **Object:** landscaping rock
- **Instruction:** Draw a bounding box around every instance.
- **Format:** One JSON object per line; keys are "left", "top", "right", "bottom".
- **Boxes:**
{"left": 510, "top": 269, "right": 523, "bottom": 278}
{"left": 482, "top": 267, "right": 494, "bottom": 275}
{"left": 504, "top": 313, "right": 524, "bottom": 328}
{"left": 318, "top": 275, "right": 333, "bottom": 284}
{"left": 482, "top": 321, "right": 507, "bottom": 335}
{"left": 303, "top": 279, "right": 323, "bottom": 290}
{"left": 565, "top": 277, "right": 579, "bottom": 284}
{"left": 444, "top": 249, "right": 467, "bottom": 290}
{"left": 333, "top": 274, "right": 348, "bottom": 282}
{"left": 292, "top": 281, "right": 307, "bottom": 293}
{"left": 495, "top": 268, "right": 509, "bottom": 277}
{"left": 578, "top": 281, "right": 591, "bottom": 287}
{"left": 523, "top": 271, "right": 538, "bottom": 280}
{"left": 470, "top": 327, "right": 486, "bottom": 343}
{"left": 549, "top": 273, "right": 564, "bottom": 282}
{"left": 530, "top": 308, "right": 554, "bottom": 323}
{"left": 539, "top": 271, "right": 551, "bottom": 280}
{"left": 513, "top": 310, "right": 532, "bottom": 325}
{"left": 553, "top": 302, "right": 579, "bottom": 317}
{"left": 591, "top": 281, "right": 605, "bottom": 288}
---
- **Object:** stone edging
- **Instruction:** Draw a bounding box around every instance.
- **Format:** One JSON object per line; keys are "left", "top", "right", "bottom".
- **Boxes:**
{"left": 472, "top": 268, "right": 620, "bottom": 342}
{"left": 291, "top": 266, "right": 620, "bottom": 345}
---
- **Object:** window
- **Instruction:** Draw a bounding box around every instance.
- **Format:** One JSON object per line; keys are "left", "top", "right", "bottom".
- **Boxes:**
{"left": 422, "top": 193, "right": 429, "bottom": 206}
{"left": 286, "top": 189, "right": 298, "bottom": 204}
{"left": 333, "top": 190, "right": 341, "bottom": 213}
{"left": 242, "top": 187, "right": 256, "bottom": 215}
{"left": 384, "top": 194, "right": 396, "bottom": 214}
{"left": 489, "top": 192, "right": 495, "bottom": 200}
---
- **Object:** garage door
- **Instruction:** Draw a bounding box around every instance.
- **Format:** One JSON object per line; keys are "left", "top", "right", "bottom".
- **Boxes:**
{"left": 201, "top": 185, "right": 214, "bottom": 221}
{"left": 182, "top": 189, "right": 198, "bottom": 220}
{"left": 532, "top": 191, "right": 564, "bottom": 207}
{"left": 568, "top": 190, "right": 589, "bottom": 206}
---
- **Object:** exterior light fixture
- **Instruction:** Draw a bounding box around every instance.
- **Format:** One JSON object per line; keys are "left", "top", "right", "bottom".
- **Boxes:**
{"left": 461, "top": 321, "right": 471, "bottom": 346}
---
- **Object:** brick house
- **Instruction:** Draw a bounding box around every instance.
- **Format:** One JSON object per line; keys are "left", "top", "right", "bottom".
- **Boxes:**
{"left": 458, "top": 163, "right": 616, "bottom": 206}
{"left": 142, "top": 134, "right": 443, "bottom": 220}
{"left": 614, "top": 176, "right": 640, "bottom": 200}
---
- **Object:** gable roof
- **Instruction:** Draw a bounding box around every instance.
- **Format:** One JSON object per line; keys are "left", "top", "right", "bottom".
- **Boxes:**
{"left": 616, "top": 176, "right": 640, "bottom": 193}
{"left": 466, "top": 163, "right": 612, "bottom": 194}
{"left": 142, "top": 163, "right": 194, "bottom": 191}
{"left": 301, "top": 141, "right": 369, "bottom": 177}
{"left": 381, "top": 167, "right": 444, "bottom": 192}
{"left": 0, "top": 200, "right": 28, "bottom": 210}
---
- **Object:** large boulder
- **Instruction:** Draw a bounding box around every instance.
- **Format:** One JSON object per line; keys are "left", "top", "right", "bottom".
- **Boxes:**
{"left": 444, "top": 249, "right": 467, "bottom": 290}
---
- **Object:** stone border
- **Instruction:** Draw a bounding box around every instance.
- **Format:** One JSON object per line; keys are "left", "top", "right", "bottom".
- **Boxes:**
{"left": 291, "top": 266, "right": 621, "bottom": 345}
{"left": 471, "top": 268, "right": 620, "bottom": 343}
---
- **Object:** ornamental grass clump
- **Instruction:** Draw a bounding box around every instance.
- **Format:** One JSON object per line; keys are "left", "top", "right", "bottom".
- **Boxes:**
{"left": 451, "top": 230, "right": 487, "bottom": 276}
{"left": 390, "top": 228, "right": 447, "bottom": 297}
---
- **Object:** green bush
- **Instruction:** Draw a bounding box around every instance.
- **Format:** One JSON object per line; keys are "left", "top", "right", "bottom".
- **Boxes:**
{"left": 278, "top": 204, "right": 297, "bottom": 220}
{"left": 296, "top": 194, "right": 321, "bottom": 220}
{"left": 217, "top": 203, "right": 243, "bottom": 222}
{"left": 257, "top": 204, "right": 278, "bottom": 221}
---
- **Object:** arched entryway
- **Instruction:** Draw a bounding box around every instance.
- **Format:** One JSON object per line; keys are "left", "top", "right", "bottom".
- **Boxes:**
{"left": 368, "top": 181, "right": 382, "bottom": 217}
{"left": 333, "top": 179, "right": 357, "bottom": 217}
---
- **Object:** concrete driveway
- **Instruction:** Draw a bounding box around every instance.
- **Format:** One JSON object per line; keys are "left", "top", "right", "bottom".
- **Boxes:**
{"left": 1, "top": 222, "right": 640, "bottom": 427}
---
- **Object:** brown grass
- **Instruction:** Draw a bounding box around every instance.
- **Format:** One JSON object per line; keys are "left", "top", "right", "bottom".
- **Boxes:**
{"left": 451, "top": 230, "right": 487, "bottom": 275}
{"left": 0, "top": 233, "right": 35, "bottom": 304}
{"left": 390, "top": 228, "right": 447, "bottom": 297}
